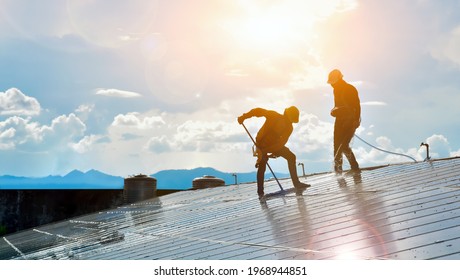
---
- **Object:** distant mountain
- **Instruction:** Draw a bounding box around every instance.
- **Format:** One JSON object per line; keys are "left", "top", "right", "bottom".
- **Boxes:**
{"left": 0, "top": 168, "right": 289, "bottom": 190}
{"left": 0, "top": 169, "right": 124, "bottom": 190}
{"left": 152, "top": 167, "right": 289, "bottom": 190}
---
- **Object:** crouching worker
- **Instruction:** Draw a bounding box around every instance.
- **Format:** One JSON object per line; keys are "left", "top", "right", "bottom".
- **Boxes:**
{"left": 237, "top": 106, "right": 310, "bottom": 197}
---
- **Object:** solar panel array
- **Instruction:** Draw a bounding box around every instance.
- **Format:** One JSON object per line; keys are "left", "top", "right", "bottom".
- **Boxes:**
{"left": 1, "top": 157, "right": 460, "bottom": 259}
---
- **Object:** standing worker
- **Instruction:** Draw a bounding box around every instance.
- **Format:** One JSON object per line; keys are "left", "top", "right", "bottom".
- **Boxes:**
{"left": 238, "top": 106, "right": 310, "bottom": 197}
{"left": 327, "top": 69, "right": 361, "bottom": 175}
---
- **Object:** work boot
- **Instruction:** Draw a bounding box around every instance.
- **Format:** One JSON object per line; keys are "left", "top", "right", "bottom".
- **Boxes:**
{"left": 257, "top": 186, "right": 265, "bottom": 198}
{"left": 334, "top": 165, "right": 343, "bottom": 176}
{"left": 344, "top": 168, "right": 360, "bottom": 176}
{"left": 294, "top": 182, "right": 311, "bottom": 189}
{"left": 294, "top": 182, "right": 310, "bottom": 195}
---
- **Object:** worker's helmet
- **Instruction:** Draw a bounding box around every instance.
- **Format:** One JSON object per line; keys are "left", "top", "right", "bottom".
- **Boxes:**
{"left": 327, "top": 69, "right": 343, "bottom": 85}
{"left": 284, "top": 106, "right": 299, "bottom": 123}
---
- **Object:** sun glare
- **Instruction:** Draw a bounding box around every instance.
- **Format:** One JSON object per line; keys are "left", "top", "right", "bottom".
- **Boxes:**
{"left": 223, "top": 9, "right": 303, "bottom": 54}
{"left": 221, "top": 1, "right": 357, "bottom": 55}
{"left": 235, "top": 14, "right": 298, "bottom": 52}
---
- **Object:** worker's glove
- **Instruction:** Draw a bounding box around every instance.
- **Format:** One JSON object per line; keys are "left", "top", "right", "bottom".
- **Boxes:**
{"left": 237, "top": 114, "right": 247, "bottom": 124}
{"left": 330, "top": 107, "right": 339, "bottom": 117}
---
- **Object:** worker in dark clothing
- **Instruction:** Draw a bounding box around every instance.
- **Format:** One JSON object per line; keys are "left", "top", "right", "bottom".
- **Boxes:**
{"left": 327, "top": 69, "right": 361, "bottom": 175}
{"left": 238, "top": 106, "right": 310, "bottom": 197}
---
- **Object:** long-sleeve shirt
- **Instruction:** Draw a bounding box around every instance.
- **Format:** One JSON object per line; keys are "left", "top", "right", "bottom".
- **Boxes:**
{"left": 332, "top": 80, "right": 361, "bottom": 121}
{"left": 244, "top": 108, "right": 292, "bottom": 153}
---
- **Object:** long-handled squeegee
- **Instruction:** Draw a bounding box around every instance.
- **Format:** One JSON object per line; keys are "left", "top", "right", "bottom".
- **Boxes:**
{"left": 241, "top": 122, "right": 284, "bottom": 192}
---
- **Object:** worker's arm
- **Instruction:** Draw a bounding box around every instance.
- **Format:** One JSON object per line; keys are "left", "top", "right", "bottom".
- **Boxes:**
{"left": 237, "top": 108, "right": 269, "bottom": 124}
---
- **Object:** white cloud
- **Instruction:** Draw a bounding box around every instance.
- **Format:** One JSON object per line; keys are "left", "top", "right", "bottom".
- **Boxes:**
{"left": 353, "top": 136, "right": 419, "bottom": 166}
{"left": 41, "top": 113, "right": 86, "bottom": 141}
{"left": 95, "top": 88, "right": 142, "bottom": 98}
{"left": 0, "top": 116, "right": 41, "bottom": 150}
{"left": 0, "top": 88, "right": 41, "bottom": 116}
{"left": 75, "top": 104, "right": 94, "bottom": 114}
{"left": 425, "top": 134, "right": 451, "bottom": 159}
{"left": 0, "top": 127, "right": 17, "bottom": 150}
{"left": 0, "top": 111, "right": 91, "bottom": 175}
{"left": 291, "top": 113, "right": 334, "bottom": 157}
{"left": 74, "top": 103, "right": 95, "bottom": 122}
{"left": 111, "top": 112, "right": 165, "bottom": 129}
{"left": 112, "top": 113, "right": 140, "bottom": 127}
{"left": 172, "top": 120, "right": 241, "bottom": 152}
{"left": 351, "top": 133, "right": 460, "bottom": 167}
{"left": 451, "top": 149, "right": 460, "bottom": 157}
{"left": 0, "top": 113, "right": 86, "bottom": 152}
{"left": 70, "top": 134, "right": 104, "bottom": 154}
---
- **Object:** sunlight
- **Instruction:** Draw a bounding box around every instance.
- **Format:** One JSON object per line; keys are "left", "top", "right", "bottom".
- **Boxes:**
{"left": 221, "top": 0, "right": 358, "bottom": 55}
{"left": 222, "top": 6, "right": 303, "bottom": 54}
{"left": 216, "top": 1, "right": 359, "bottom": 90}
{"left": 230, "top": 13, "right": 298, "bottom": 53}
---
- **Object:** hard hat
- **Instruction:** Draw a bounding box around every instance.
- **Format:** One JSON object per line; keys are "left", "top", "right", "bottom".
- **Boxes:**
{"left": 327, "top": 69, "right": 343, "bottom": 85}
{"left": 284, "top": 106, "right": 299, "bottom": 123}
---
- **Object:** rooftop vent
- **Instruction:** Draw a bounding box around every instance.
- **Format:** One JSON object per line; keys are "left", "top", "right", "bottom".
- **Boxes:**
{"left": 192, "top": 175, "right": 225, "bottom": 190}
{"left": 123, "top": 174, "right": 157, "bottom": 204}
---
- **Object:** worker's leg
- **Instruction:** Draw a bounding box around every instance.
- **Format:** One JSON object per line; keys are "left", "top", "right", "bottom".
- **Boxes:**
{"left": 275, "top": 147, "right": 310, "bottom": 189}
{"left": 341, "top": 123, "right": 360, "bottom": 171}
{"left": 257, "top": 154, "right": 268, "bottom": 196}
{"left": 333, "top": 121, "right": 345, "bottom": 174}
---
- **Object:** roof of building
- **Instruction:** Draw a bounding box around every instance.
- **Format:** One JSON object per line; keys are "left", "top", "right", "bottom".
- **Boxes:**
{"left": 1, "top": 157, "right": 460, "bottom": 260}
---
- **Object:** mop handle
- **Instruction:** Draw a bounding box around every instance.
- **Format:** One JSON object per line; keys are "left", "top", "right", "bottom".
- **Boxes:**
{"left": 241, "top": 122, "right": 257, "bottom": 145}
{"left": 241, "top": 122, "right": 284, "bottom": 191}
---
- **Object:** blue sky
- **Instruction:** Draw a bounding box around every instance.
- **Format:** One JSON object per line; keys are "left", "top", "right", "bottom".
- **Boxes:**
{"left": 0, "top": 0, "right": 460, "bottom": 177}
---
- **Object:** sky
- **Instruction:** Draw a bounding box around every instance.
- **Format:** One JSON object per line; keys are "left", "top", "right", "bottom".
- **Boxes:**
{"left": 0, "top": 0, "right": 460, "bottom": 177}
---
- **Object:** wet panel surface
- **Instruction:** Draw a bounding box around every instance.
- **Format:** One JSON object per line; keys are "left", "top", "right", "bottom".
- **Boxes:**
{"left": 1, "top": 158, "right": 460, "bottom": 259}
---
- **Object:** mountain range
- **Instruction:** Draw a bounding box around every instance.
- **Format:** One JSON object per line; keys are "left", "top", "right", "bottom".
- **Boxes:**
{"left": 0, "top": 169, "right": 123, "bottom": 190}
{"left": 0, "top": 168, "right": 289, "bottom": 190}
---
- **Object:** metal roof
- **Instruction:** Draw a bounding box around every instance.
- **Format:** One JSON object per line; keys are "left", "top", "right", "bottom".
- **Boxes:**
{"left": 1, "top": 157, "right": 460, "bottom": 260}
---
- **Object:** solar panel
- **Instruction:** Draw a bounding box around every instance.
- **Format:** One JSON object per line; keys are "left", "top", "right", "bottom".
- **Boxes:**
{"left": 1, "top": 158, "right": 460, "bottom": 260}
